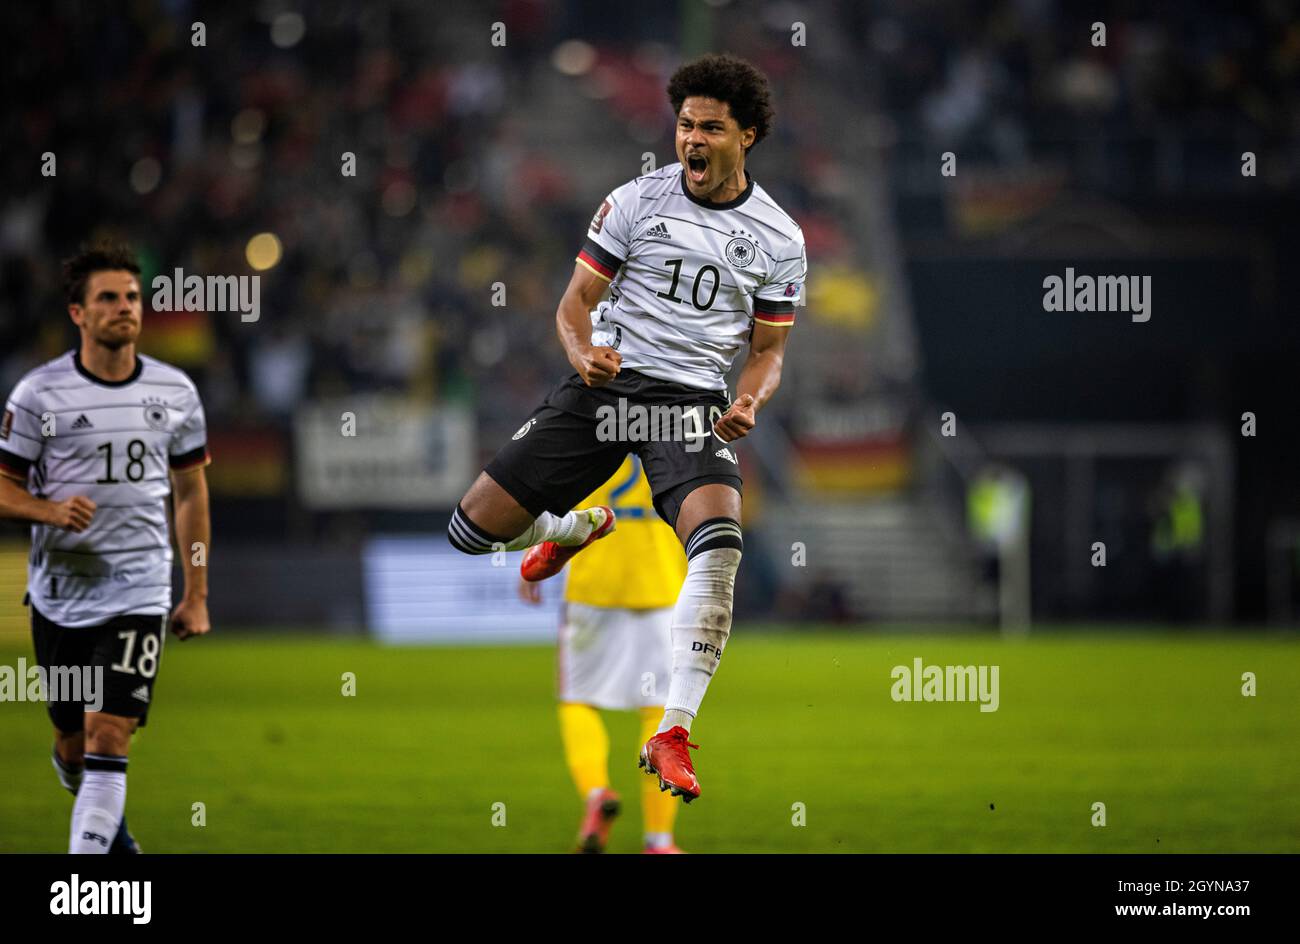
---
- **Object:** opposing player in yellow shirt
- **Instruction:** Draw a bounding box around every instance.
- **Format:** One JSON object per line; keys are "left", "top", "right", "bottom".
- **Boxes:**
{"left": 518, "top": 455, "right": 686, "bottom": 853}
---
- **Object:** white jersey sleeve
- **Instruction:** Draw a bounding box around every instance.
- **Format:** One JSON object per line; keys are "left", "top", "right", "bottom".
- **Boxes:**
{"left": 0, "top": 376, "right": 46, "bottom": 484}
{"left": 752, "top": 229, "right": 807, "bottom": 327}
{"left": 168, "top": 378, "right": 210, "bottom": 471}
{"left": 576, "top": 179, "right": 639, "bottom": 282}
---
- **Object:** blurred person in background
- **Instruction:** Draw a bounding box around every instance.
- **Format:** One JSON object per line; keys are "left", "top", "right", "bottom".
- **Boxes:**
{"left": 519, "top": 456, "right": 685, "bottom": 854}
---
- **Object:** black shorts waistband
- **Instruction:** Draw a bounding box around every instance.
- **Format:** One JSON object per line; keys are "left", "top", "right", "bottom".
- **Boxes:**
{"left": 560, "top": 368, "right": 729, "bottom": 407}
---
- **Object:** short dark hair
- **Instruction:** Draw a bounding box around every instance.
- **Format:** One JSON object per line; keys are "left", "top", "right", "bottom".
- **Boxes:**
{"left": 62, "top": 241, "right": 141, "bottom": 305}
{"left": 667, "top": 53, "right": 775, "bottom": 153}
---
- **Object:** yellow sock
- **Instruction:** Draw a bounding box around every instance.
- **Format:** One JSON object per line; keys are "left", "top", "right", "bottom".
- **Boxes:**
{"left": 639, "top": 706, "right": 678, "bottom": 844}
{"left": 558, "top": 702, "right": 609, "bottom": 798}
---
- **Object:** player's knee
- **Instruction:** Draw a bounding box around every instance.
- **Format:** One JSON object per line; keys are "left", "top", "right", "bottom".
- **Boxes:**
{"left": 84, "top": 716, "right": 132, "bottom": 757}
{"left": 447, "top": 503, "right": 501, "bottom": 555}
{"left": 684, "top": 517, "right": 743, "bottom": 568}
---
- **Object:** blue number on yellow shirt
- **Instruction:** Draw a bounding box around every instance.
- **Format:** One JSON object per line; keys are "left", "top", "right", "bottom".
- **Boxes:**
{"left": 608, "top": 455, "right": 652, "bottom": 520}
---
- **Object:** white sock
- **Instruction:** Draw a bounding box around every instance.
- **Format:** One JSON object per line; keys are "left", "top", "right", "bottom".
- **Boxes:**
{"left": 69, "top": 760, "right": 126, "bottom": 854}
{"left": 659, "top": 708, "right": 695, "bottom": 733}
{"left": 645, "top": 831, "right": 673, "bottom": 850}
{"left": 658, "top": 546, "right": 741, "bottom": 734}
{"left": 505, "top": 509, "right": 599, "bottom": 550}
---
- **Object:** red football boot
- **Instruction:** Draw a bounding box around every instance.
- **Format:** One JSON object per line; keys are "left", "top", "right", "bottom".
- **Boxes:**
{"left": 520, "top": 506, "right": 615, "bottom": 582}
{"left": 639, "top": 726, "right": 701, "bottom": 803}
{"left": 643, "top": 843, "right": 685, "bottom": 854}
{"left": 575, "top": 788, "right": 620, "bottom": 854}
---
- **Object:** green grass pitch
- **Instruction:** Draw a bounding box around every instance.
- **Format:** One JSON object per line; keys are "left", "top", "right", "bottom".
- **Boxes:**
{"left": 1, "top": 628, "right": 1297, "bottom": 853}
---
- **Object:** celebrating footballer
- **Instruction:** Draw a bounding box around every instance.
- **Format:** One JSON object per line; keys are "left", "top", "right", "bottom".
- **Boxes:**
{"left": 447, "top": 53, "right": 806, "bottom": 803}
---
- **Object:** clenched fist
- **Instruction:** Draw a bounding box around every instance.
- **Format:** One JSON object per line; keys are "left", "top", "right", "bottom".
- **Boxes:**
{"left": 48, "top": 496, "right": 96, "bottom": 532}
{"left": 713, "top": 394, "right": 757, "bottom": 443}
{"left": 571, "top": 344, "right": 622, "bottom": 387}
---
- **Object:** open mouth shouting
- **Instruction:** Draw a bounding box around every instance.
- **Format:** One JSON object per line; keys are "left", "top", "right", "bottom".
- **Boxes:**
{"left": 685, "top": 152, "right": 709, "bottom": 186}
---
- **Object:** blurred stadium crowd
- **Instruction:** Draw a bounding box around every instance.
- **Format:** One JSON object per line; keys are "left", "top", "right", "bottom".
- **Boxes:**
{"left": 872, "top": 0, "right": 1298, "bottom": 189}
{"left": 1, "top": 0, "right": 1297, "bottom": 623}
{"left": 1, "top": 0, "right": 829, "bottom": 451}
{"left": 6, "top": 1, "right": 1293, "bottom": 436}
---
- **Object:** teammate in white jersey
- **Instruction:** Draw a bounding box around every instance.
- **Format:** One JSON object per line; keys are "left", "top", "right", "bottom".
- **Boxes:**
{"left": 0, "top": 242, "right": 212, "bottom": 853}
{"left": 447, "top": 54, "right": 806, "bottom": 803}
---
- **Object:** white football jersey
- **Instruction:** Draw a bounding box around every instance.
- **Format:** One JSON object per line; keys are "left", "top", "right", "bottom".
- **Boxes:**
{"left": 0, "top": 351, "right": 209, "bottom": 628}
{"left": 576, "top": 162, "right": 806, "bottom": 392}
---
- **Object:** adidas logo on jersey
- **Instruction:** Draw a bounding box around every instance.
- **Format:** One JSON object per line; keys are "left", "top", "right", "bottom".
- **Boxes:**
{"left": 645, "top": 221, "right": 671, "bottom": 239}
{"left": 715, "top": 447, "right": 737, "bottom": 465}
{"left": 130, "top": 685, "right": 150, "bottom": 703}
{"left": 70, "top": 414, "right": 93, "bottom": 430}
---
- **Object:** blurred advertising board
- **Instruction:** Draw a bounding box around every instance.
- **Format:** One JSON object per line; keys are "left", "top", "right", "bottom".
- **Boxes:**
{"left": 363, "top": 538, "right": 561, "bottom": 644}
{"left": 294, "top": 396, "right": 474, "bottom": 509}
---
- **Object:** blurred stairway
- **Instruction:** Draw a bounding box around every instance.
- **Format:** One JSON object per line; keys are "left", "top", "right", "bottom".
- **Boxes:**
{"left": 764, "top": 497, "right": 995, "bottom": 622}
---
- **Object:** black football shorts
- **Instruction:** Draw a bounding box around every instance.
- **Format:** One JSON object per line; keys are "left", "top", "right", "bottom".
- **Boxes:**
{"left": 30, "top": 603, "right": 167, "bottom": 731}
{"left": 483, "top": 368, "right": 743, "bottom": 528}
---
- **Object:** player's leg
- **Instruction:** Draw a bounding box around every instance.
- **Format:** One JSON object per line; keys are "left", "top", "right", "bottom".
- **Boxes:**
{"left": 632, "top": 381, "right": 745, "bottom": 803}
{"left": 33, "top": 608, "right": 89, "bottom": 798}
{"left": 633, "top": 382, "right": 746, "bottom": 756}
{"left": 558, "top": 702, "right": 620, "bottom": 853}
{"left": 32, "top": 605, "right": 129, "bottom": 853}
{"left": 448, "top": 403, "right": 622, "bottom": 562}
{"left": 70, "top": 711, "right": 135, "bottom": 854}
{"left": 558, "top": 702, "right": 610, "bottom": 799}
{"left": 637, "top": 706, "right": 680, "bottom": 853}
{"left": 64, "top": 612, "right": 163, "bottom": 853}
{"left": 451, "top": 471, "right": 609, "bottom": 556}
{"left": 556, "top": 602, "right": 620, "bottom": 853}
{"left": 47, "top": 711, "right": 139, "bottom": 854}
{"left": 631, "top": 604, "right": 681, "bottom": 850}
{"left": 456, "top": 472, "right": 537, "bottom": 547}
{"left": 637, "top": 470, "right": 743, "bottom": 802}
{"left": 660, "top": 482, "right": 743, "bottom": 735}
{"left": 51, "top": 724, "right": 139, "bottom": 853}
{"left": 51, "top": 727, "right": 84, "bottom": 794}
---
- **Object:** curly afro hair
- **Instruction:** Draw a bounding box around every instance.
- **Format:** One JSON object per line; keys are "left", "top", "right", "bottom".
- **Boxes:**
{"left": 667, "top": 53, "right": 774, "bottom": 153}
{"left": 63, "top": 240, "right": 141, "bottom": 305}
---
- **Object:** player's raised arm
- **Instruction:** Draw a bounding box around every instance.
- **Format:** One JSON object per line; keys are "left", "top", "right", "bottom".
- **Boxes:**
{"left": 557, "top": 261, "right": 622, "bottom": 387}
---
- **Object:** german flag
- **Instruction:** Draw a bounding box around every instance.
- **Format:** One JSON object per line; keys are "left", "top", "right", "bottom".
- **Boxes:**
{"left": 169, "top": 445, "right": 212, "bottom": 473}
{"left": 576, "top": 238, "right": 622, "bottom": 283}
{"left": 754, "top": 298, "right": 796, "bottom": 328}
{"left": 795, "top": 435, "right": 912, "bottom": 494}
{"left": 0, "top": 448, "right": 30, "bottom": 484}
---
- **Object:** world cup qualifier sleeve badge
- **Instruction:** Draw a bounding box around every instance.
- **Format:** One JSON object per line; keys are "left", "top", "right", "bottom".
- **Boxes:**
{"left": 589, "top": 200, "right": 612, "bottom": 235}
